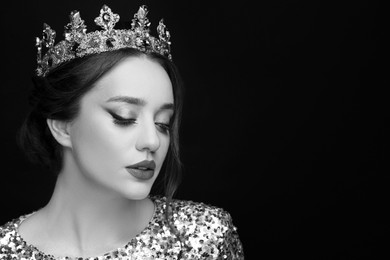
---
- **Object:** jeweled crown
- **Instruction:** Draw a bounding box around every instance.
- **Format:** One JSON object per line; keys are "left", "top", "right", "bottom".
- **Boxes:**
{"left": 35, "top": 5, "right": 172, "bottom": 77}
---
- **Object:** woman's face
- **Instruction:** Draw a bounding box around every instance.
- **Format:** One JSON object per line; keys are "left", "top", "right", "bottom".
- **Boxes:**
{"left": 68, "top": 56, "right": 173, "bottom": 200}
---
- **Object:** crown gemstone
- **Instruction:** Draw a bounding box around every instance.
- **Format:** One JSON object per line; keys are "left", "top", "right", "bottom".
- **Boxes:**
{"left": 42, "top": 24, "right": 56, "bottom": 48}
{"left": 138, "top": 7, "right": 146, "bottom": 18}
{"left": 89, "top": 37, "right": 100, "bottom": 48}
{"left": 48, "top": 57, "right": 53, "bottom": 67}
{"left": 122, "top": 35, "right": 131, "bottom": 43}
{"left": 106, "top": 38, "right": 115, "bottom": 48}
{"left": 71, "top": 42, "right": 80, "bottom": 52}
{"left": 135, "top": 38, "right": 143, "bottom": 47}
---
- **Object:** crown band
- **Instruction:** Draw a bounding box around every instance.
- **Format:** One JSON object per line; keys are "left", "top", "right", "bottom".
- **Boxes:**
{"left": 35, "top": 5, "right": 172, "bottom": 77}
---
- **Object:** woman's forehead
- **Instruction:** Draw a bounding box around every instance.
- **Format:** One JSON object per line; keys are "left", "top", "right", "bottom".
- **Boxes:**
{"left": 87, "top": 57, "right": 174, "bottom": 105}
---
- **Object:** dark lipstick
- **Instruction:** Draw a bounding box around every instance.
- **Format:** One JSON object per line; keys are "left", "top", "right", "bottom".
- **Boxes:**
{"left": 126, "top": 160, "right": 156, "bottom": 180}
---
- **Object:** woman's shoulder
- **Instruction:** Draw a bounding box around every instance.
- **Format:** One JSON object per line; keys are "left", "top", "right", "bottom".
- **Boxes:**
{"left": 1, "top": 215, "right": 21, "bottom": 237}
{"left": 152, "top": 195, "right": 244, "bottom": 258}
{"left": 173, "top": 197, "right": 236, "bottom": 234}
{"left": 0, "top": 214, "right": 28, "bottom": 253}
{"left": 153, "top": 195, "right": 234, "bottom": 225}
{"left": 172, "top": 197, "right": 233, "bottom": 223}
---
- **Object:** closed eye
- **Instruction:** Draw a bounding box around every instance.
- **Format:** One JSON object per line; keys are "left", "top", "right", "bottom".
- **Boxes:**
{"left": 155, "top": 122, "right": 171, "bottom": 134}
{"left": 110, "top": 112, "right": 136, "bottom": 126}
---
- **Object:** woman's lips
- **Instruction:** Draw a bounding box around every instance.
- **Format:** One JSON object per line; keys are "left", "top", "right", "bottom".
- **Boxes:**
{"left": 126, "top": 168, "right": 154, "bottom": 180}
{"left": 126, "top": 160, "right": 156, "bottom": 180}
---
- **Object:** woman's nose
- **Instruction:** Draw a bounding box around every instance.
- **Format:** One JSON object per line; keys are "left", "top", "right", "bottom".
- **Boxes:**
{"left": 135, "top": 120, "right": 160, "bottom": 153}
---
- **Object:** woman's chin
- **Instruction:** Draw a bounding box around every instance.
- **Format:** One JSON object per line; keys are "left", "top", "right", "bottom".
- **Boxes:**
{"left": 121, "top": 186, "right": 153, "bottom": 201}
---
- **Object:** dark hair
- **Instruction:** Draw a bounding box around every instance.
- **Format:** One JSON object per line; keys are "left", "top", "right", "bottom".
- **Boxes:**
{"left": 18, "top": 48, "right": 185, "bottom": 253}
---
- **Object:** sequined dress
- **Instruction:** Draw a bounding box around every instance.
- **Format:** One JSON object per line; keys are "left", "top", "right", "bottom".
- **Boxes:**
{"left": 0, "top": 196, "right": 244, "bottom": 259}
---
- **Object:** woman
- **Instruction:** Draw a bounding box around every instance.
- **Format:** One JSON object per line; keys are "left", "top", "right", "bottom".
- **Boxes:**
{"left": 0, "top": 5, "right": 244, "bottom": 259}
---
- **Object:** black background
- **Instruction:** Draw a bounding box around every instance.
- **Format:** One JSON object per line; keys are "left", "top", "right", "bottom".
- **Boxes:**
{"left": 0, "top": 0, "right": 387, "bottom": 259}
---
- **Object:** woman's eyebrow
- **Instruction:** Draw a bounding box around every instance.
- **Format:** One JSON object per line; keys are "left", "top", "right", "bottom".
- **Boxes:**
{"left": 106, "top": 96, "right": 146, "bottom": 106}
{"left": 160, "top": 103, "right": 174, "bottom": 111}
{"left": 106, "top": 95, "right": 174, "bottom": 111}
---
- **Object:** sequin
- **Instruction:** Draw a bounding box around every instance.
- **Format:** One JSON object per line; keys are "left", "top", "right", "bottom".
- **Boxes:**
{"left": 0, "top": 196, "right": 244, "bottom": 259}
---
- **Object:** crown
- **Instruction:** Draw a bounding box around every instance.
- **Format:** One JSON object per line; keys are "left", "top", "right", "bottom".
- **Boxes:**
{"left": 35, "top": 5, "right": 172, "bottom": 77}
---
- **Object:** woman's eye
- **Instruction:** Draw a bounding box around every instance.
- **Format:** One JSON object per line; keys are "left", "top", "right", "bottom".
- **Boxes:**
{"left": 156, "top": 122, "right": 171, "bottom": 133}
{"left": 114, "top": 118, "right": 136, "bottom": 126}
{"left": 111, "top": 113, "right": 136, "bottom": 126}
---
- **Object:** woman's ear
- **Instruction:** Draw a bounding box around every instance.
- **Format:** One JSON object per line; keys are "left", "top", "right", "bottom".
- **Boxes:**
{"left": 46, "top": 119, "right": 72, "bottom": 148}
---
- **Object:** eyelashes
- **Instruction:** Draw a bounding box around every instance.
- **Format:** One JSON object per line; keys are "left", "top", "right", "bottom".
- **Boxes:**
{"left": 112, "top": 113, "right": 136, "bottom": 126}
{"left": 155, "top": 122, "right": 171, "bottom": 133}
{"left": 110, "top": 112, "right": 171, "bottom": 133}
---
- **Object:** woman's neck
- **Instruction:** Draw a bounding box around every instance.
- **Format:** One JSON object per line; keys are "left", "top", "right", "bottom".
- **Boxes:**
{"left": 25, "top": 162, "right": 154, "bottom": 257}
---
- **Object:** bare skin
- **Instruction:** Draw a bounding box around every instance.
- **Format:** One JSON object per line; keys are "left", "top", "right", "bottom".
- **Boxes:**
{"left": 18, "top": 56, "right": 173, "bottom": 258}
